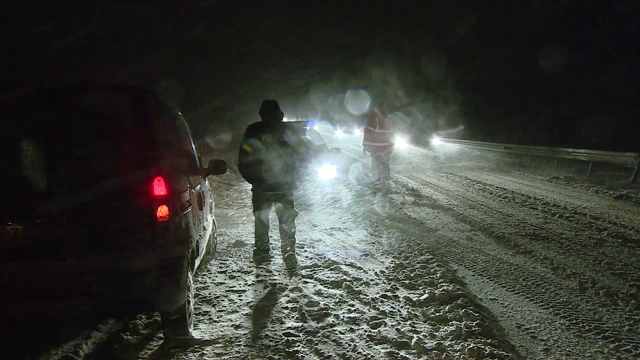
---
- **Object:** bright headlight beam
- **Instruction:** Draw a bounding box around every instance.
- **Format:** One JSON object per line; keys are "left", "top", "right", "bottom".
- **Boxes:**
{"left": 395, "top": 136, "right": 409, "bottom": 149}
{"left": 317, "top": 164, "right": 337, "bottom": 180}
{"left": 432, "top": 135, "right": 442, "bottom": 146}
{"left": 335, "top": 129, "right": 345, "bottom": 137}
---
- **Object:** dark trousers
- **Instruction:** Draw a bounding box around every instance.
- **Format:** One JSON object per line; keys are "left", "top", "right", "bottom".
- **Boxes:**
{"left": 251, "top": 191, "right": 298, "bottom": 255}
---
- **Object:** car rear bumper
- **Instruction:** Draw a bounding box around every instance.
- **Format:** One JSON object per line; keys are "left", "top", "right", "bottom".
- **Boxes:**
{"left": 0, "top": 241, "right": 189, "bottom": 319}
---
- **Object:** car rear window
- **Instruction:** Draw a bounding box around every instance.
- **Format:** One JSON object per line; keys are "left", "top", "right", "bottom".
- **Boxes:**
{"left": 0, "top": 88, "right": 158, "bottom": 219}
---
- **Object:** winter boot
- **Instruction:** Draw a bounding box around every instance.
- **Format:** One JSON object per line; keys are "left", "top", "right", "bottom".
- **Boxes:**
{"left": 253, "top": 246, "right": 271, "bottom": 265}
{"left": 283, "top": 251, "right": 297, "bottom": 269}
{"left": 282, "top": 248, "right": 298, "bottom": 278}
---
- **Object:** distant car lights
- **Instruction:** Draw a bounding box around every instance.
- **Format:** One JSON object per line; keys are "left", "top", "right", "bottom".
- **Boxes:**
{"left": 395, "top": 136, "right": 409, "bottom": 149}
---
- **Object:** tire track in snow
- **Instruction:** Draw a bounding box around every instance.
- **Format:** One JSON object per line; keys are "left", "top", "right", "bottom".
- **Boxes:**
{"left": 459, "top": 171, "right": 640, "bottom": 244}
{"left": 400, "top": 170, "right": 640, "bottom": 305}
{"left": 366, "top": 220, "right": 520, "bottom": 359}
{"left": 440, "top": 171, "right": 640, "bottom": 299}
{"left": 378, "top": 201, "right": 587, "bottom": 359}
{"left": 429, "top": 231, "right": 636, "bottom": 359}
{"left": 466, "top": 170, "right": 639, "bottom": 225}
{"left": 392, "top": 172, "right": 640, "bottom": 359}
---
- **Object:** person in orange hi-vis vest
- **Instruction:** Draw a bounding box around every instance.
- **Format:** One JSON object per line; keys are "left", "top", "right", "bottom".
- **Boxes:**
{"left": 362, "top": 106, "right": 394, "bottom": 192}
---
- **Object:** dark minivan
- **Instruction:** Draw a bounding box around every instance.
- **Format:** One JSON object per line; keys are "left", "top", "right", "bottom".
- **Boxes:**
{"left": 0, "top": 85, "right": 227, "bottom": 339}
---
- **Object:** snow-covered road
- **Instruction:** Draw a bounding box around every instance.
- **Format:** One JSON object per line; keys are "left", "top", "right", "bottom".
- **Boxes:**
{"left": 37, "top": 140, "right": 640, "bottom": 360}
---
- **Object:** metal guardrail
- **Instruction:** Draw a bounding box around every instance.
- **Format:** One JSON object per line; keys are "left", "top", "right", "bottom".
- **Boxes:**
{"left": 441, "top": 138, "right": 640, "bottom": 184}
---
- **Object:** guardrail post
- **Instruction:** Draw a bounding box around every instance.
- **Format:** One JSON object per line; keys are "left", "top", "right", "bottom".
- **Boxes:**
{"left": 587, "top": 162, "right": 593, "bottom": 177}
{"left": 632, "top": 162, "right": 639, "bottom": 184}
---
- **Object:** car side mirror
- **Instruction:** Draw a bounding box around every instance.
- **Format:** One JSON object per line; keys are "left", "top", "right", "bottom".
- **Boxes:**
{"left": 205, "top": 159, "right": 227, "bottom": 177}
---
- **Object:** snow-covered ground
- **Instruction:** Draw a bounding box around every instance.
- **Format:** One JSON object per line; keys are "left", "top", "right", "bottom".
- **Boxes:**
{"left": 30, "top": 138, "right": 640, "bottom": 360}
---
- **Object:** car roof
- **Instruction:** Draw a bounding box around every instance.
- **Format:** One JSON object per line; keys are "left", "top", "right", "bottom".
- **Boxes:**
{"left": 1, "top": 84, "right": 160, "bottom": 102}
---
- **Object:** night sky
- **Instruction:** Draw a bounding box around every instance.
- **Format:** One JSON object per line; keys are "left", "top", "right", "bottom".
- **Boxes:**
{"left": 2, "top": 1, "right": 638, "bottom": 151}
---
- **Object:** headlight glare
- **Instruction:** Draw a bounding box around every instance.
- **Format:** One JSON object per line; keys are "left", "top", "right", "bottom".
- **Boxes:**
{"left": 317, "top": 164, "right": 337, "bottom": 180}
{"left": 395, "top": 136, "right": 409, "bottom": 148}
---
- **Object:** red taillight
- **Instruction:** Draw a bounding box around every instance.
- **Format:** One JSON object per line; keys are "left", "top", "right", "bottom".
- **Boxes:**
{"left": 152, "top": 176, "right": 170, "bottom": 222}
{"left": 153, "top": 176, "right": 168, "bottom": 197}
{"left": 156, "top": 205, "right": 170, "bottom": 222}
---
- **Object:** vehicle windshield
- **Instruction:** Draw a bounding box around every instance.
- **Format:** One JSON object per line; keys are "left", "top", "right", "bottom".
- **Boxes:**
{"left": 0, "top": 89, "right": 154, "bottom": 220}
{"left": 284, "top": 121, "right": 329, "bottom": 157}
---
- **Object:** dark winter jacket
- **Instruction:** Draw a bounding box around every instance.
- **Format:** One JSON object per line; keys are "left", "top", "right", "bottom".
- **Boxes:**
{"left": 238, "top": 119, "right": 305, "bottom": 193}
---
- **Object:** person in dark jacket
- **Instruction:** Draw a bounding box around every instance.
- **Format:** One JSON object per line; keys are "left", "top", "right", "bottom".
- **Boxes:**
{"left": 238, "top": 99, "right": 304, "bottom": 271}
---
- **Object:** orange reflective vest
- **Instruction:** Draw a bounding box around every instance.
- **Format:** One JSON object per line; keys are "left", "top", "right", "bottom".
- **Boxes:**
{"left": 363, "top": 109, "right": 394, "bottom": 154}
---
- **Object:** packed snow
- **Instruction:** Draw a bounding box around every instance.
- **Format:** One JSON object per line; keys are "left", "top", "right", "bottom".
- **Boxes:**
{"left": 19, "top": 137, "right": 640, "bottom": 360}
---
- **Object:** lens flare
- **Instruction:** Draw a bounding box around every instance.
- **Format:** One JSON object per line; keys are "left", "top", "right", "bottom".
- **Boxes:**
{"left": 317, "top": 164, "right": 337, "bottom": 180}
{"left": 344, "top": 89, "right": 371, "bottom": 115}
{"left": 432, "top": 135, "right": 442, "bottom": 146}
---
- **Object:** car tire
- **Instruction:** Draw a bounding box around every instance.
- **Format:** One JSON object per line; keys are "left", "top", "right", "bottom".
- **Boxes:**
{"left": 161, "top": 260, "right": 194, "bottom": 340}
